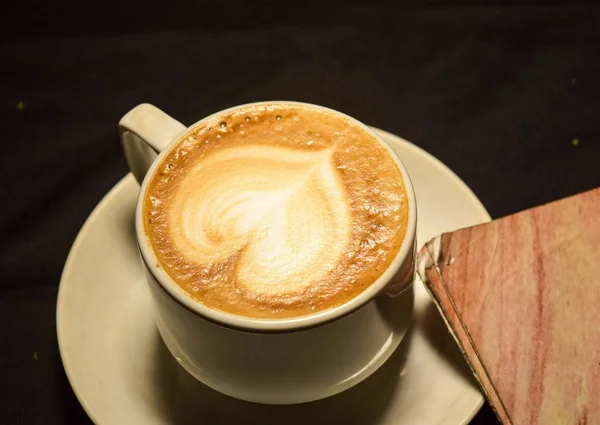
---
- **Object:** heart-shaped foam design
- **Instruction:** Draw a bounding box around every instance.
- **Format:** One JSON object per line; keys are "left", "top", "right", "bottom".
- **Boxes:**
{"left": 170, "top": 145, "right": 351, "bottom": 297}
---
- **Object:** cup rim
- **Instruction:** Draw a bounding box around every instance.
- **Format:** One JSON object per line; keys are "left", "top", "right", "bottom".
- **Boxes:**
{"left": 135, "top": 100, "right": 417, "bottom": 333}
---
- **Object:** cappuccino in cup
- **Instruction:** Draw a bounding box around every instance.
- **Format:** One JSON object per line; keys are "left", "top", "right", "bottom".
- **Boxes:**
{"left": 143, "top": 103, "right": 409, "bottom": 318}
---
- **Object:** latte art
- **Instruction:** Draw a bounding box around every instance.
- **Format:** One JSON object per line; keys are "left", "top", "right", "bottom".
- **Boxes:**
{"left": 144, "top": 103, "right": 409, "bottom": 318}
{"left": 172, "top": 145, "right": 351, "bottom": 296}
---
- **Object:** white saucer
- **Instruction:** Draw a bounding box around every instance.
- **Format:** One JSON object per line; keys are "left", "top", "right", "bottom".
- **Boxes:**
{"left": 57, "top": 128, "right": 490, "bottom": 425}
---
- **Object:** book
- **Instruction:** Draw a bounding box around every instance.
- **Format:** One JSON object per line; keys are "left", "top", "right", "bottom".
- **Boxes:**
{"left": 419, "top": 187, "right": 600, "bottom": 425}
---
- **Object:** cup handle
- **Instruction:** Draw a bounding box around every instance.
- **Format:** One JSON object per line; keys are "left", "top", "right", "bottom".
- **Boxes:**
{"left": 119, "top": 104, "right": 187, "bottom": 184}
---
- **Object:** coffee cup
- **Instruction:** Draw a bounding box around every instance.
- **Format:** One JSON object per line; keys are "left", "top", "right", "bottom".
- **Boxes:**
{"left": 119, "top": 101, "right": 417, "bottom": 404}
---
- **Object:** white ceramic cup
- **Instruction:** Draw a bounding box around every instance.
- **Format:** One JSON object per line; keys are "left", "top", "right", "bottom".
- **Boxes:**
{"left": 119, "top": 101, "right": 417, "bottom": 404}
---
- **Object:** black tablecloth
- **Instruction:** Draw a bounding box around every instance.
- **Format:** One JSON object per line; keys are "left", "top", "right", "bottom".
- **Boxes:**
{"left": 1, "top": 2, "right": 599, "bottom": 424}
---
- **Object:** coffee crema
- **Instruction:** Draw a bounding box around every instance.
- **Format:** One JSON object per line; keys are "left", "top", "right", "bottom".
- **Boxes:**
{"left": 143, "top": 104, "right": 409, "bottom": 318}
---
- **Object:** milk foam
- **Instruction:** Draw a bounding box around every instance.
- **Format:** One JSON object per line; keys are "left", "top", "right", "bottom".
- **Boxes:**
{"left": 170, "top": 145, "right": 351, "bottom": 297}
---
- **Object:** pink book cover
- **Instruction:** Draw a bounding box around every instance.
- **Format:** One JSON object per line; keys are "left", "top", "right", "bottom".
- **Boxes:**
{"left": 419, "top": 187, "right": 600, "bottom": 425}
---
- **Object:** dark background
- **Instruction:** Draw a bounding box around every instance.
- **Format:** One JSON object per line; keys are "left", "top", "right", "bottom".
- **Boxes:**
{"left": 1, "top": 0, "right": 599, "bottom": 423}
